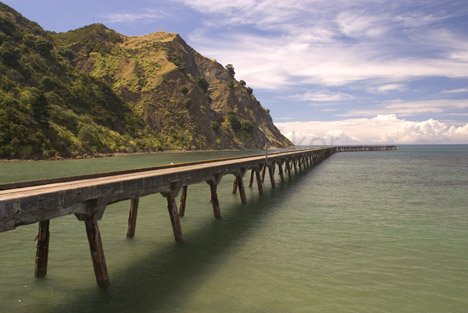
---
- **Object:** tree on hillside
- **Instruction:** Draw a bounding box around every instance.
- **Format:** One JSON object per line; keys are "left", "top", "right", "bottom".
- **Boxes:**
{"left": 225, "top": 64, "right": 235, "bottom": 77}
{"left": 32, "top": 93, "right": 49, "bottom": 129}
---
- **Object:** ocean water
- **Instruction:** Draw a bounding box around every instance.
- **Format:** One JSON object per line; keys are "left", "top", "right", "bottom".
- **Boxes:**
{"left": 0, "top": 145, "right": 467, "bottom": 313}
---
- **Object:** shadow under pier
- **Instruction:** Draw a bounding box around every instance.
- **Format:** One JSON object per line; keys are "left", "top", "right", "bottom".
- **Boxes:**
{"left": 44, "top": 160, "right": 327, "bottom": 313}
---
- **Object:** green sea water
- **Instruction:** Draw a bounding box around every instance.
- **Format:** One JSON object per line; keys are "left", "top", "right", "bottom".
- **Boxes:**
{"left": 0, "top": 146, "right": 467, "bottom": 313}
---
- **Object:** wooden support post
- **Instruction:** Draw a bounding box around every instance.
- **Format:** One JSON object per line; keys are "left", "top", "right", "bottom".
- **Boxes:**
{"left": 232, "top": 178, "right": 238, "bottom": 194}
{"left": 298, "top": 157, "right": 303, "bottom": 171}
{"left": 235, "top": 174, "right": 247, "bottom": 204}
{"left": 249, "top": 169, "right": 255, "bottom": 188}
{"left": 278, "top": 162, "right": 285, "bottom": 183}
{"left": 268, "top": 165, "right": 276, "bottom": 188}
{"left": 35, "top": 220, "right": 50, "bottom": 278}
{"left": 84, "top": 213, "right": 110, "bottom": 289}
{"left": 164, "top": 192, "right": 184, "bottom": 242}
{"left": 293, "top": 159, "right": 298, "bottom": 174}
{"left": 126, "top": 198, "right": 139, "bottom": 238}
{"left": 255, "top": 169, "right": 264, "bottom": 195}
{"left": 208, "top": 181, "right": 222, "bottom": 218}
{"left": 179, "top": 185, "right": 188, "bottom": 217}
{"left": 286, "top": 160, "right": 292, "bottom": 179}
{"left": 261, "top": 164, "right": 267, "bottom": 182}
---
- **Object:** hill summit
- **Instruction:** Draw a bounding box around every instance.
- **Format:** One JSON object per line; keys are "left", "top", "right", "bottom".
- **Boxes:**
{"left": 0, "top": 3, "right": 292, "bottom": 159}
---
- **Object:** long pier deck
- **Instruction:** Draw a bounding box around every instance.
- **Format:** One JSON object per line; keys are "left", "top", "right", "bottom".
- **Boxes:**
{"left": 0, "top": 145, "right": 396, "bottom": 288}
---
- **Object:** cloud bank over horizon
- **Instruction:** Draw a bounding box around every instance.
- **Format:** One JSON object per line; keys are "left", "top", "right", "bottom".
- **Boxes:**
{"left": 276, "top": 115, "right": 468, "bottom": 145}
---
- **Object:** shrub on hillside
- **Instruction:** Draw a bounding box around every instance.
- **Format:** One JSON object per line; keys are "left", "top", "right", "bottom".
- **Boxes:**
{"left": 240, "top": 119, "right": 253, "bottom": 133}
{"left": 34, "top": 38, "right": 53, "bottom": 56}
{"left": 211, "top": 121, "right": 220, "bottom": 132}
{"left": 0, "top": 43, "right": 20, "bottom": 66}
{"left": 198, "top": 78, "right": 209, "bottom": 92}
{"left": 227, "top": 112, "right": 241, "bottom": 131}
{"left": 225, "top": 64, "right": 235, "bottom": 77}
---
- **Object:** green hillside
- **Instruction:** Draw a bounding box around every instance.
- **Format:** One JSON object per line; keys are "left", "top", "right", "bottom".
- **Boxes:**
{"left": 0, "top": 4, "right": 163, "bottom": 159}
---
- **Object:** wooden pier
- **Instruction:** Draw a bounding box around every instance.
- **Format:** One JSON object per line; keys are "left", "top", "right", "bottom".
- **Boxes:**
{"left": 0, "top": 145, "right": 396, "bottom": 288}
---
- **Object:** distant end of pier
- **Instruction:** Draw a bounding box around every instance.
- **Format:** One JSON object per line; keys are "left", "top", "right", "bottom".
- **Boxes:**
{"left": 335, "top": 145, "right": 398, "bottom": 152}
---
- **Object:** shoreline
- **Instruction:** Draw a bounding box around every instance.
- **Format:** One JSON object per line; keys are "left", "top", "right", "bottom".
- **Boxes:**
{"left": 0, "top": 148, "right": 269, "bottom": 163}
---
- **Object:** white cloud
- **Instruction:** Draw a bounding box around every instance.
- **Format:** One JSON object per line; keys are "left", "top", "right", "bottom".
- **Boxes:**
{"left": 276, "top": 114, "right": 468, "bottom": 145}
{"left": 346, "top": 99, "right": 468, "bottom": 117}
{"left": 394, "top": 12, "right": 447, "bottom": 29}
{"left": 337, "top": 11, "right": 388, "bottom": 39}
{"left": 368, "top": 83, "right": 407, "bottom": 94}
{"left": 102, "top": 8, "right": 171, "bottom": 23}
{"left": 442, "top": 88, "right": 468, "bottom": 94}
{"left": 177, "top": 0, "right": 256, "bottom": 13}
{"left": 292, "top": 90, "right": 354, "bottom": 102}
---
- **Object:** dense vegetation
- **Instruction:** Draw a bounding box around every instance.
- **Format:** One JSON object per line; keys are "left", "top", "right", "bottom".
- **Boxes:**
{"left": 0, "top": 4, "right": 160, "bottom": 158}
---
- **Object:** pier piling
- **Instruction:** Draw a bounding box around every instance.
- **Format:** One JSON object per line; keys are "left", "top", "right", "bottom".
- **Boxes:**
{"left": 162, "top": 189, "right": 184, "bottom": 243}
{"left": 268, "top": 164, "right": 276, "bottom": 188}
{"left": 35, "top": 220, "right": 50, "bottom": 278}
{"left": 249, "top": 169, "right": 255, "bottom": 188}
{"left": 126, "top": 198, "right": 139, "bottom": 238}
{"left": 207, "top": 176, "right": 222, "bottom": 218}
{"left": 232, "top": 179, "right": 238, "bottom": 194}
{"left": 255, "top": 168, "right": 264, "bottom": 195}
{"left": 278, "top": 162, "right": 285, "bottom": 183}
{"left": 179, "top": 186, "right": 188, "bottom": 217}
{"left": 235, "top": 173, "right": 247, "bottom": 204}
{"left": 286, "top": 160, "right": 292, "bottom": 179}
{"left": 84, "top": 213, "right": 110, "bottom": 289}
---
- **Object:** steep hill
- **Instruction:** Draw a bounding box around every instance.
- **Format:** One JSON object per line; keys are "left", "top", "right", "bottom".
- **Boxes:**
{"left": 0, "top": 3, "right": 292, "bottom": 159}
{"left": 0, "top": 3, "right": 158, "bottom": 159}
{"left": 53, "top": 24, "right": 292, "bottom": 150}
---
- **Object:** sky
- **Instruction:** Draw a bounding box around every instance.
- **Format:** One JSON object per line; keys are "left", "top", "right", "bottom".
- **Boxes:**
{"left": 4, "top": 0, "right": 468, "bottom": 144}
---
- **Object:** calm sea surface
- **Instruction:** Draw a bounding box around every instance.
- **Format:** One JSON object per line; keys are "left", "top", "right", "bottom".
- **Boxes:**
{"left": 0, "top": 146, "right": 467, "bottom": 313}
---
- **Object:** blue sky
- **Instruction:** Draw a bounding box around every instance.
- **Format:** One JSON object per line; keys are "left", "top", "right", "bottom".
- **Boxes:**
{"left": 4, "top": 0, "right": 468, "bottom": 144}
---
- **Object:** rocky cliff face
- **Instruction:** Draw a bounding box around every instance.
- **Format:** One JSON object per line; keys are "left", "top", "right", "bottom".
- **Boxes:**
{"left": 53, "top": 25, "right": 292, "bottom": 150}
{"left": 0, "top": 2, "right": 291, "bottom": 159}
